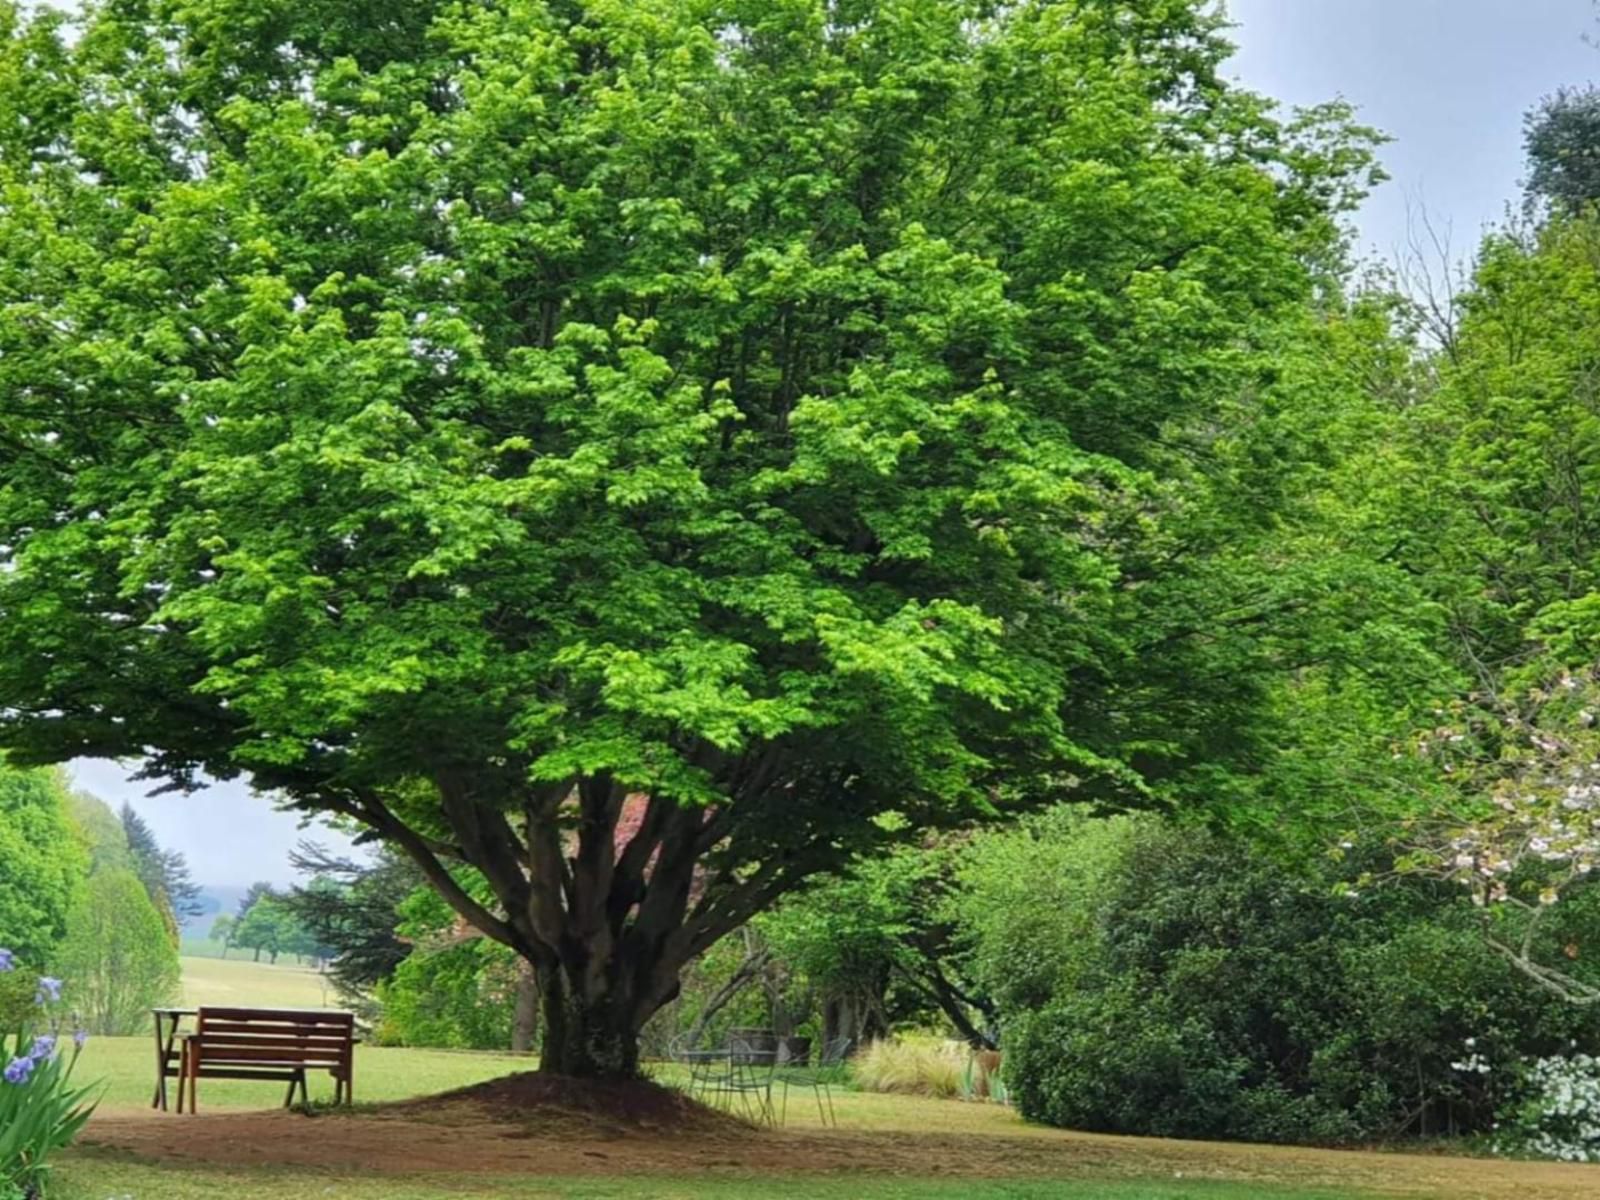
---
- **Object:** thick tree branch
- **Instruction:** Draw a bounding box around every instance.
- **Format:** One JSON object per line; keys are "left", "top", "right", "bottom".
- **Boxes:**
{"left": 329, "top": 790, "right": 525, "bottom": 954}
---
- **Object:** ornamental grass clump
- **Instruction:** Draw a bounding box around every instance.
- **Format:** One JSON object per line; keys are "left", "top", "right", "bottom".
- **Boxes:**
{"left": 851, "top": 1038, "right": 967, "bottom": 1099}
{"left": 0, "top": 949, "right": 98, "bottom": 1200}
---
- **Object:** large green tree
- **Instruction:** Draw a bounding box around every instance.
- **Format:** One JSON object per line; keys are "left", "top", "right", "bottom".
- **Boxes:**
{"left": 0, "top": 0, "right": 1376, "bottom": 1075}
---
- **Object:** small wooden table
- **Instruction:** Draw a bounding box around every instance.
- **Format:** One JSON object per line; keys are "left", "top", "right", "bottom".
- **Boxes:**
{"left": 152, "top": 1007, "right": 197, "bottom": 1111}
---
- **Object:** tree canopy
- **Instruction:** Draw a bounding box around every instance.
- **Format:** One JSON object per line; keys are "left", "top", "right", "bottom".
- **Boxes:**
{"left": 0, "top": 0, "right": 1381, "bottom": 1075}
{"left": 1527, "top": 86, "right": 1600, "bottom": 212}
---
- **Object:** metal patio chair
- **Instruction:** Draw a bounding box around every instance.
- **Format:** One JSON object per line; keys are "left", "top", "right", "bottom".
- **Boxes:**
{"left": 669, "top": 1033, "right": 779, "bottom": 1126}
{"left": 778, "top": 1035, "right": 852, "bottom": 1127}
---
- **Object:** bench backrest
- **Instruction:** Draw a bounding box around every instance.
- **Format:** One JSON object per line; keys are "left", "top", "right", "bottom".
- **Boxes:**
{"left": 194, "top": 1007, "right": 355, "bottom": 1067}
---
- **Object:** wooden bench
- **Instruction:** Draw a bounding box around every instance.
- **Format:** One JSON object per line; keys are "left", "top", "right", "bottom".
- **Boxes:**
{"left": 177, "top": 1007, "right": 356, "bottom": 1114}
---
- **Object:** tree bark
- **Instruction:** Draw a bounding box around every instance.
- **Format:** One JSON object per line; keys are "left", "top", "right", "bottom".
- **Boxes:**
{"left": 822, "top": 985, "right": 887, "bottom": 1051}
{"left": 536, "top": 966, "right": 642, "bottom": 1080}
{"left": 511, "top": 963, "right": 539, "bottom": 1055}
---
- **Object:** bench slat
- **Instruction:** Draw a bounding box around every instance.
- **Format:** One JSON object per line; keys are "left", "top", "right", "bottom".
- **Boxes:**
{"left": 200, "top": 1007, "right": 353, "bottom": 1023}
{"left": 188, "top": 1049, "right": 348, "bottom": 1068}
{"left": 196, "top": 1024, "right": 350, "bottom": 1036}
{"left": 185, "top": 1067, "right": 306, "bottom": 1082}
{"left": 190, "top": 1031, "right": 351, "bottom": 1047}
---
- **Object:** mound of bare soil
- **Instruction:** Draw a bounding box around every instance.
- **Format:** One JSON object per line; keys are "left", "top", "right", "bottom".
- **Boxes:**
{"left": 374, "top": 1071, "right": 750, "bottom": 1139}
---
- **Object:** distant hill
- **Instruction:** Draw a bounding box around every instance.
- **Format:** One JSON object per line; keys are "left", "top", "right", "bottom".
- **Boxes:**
{"left": 181, "top": 883, "right": 255, "bottom": 933}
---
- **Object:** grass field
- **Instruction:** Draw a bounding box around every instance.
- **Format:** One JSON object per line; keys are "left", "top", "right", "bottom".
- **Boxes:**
{"left": 53, "top": 1158, "right": 1365, "bottom": 1200}
{"left": 59, "top": 1031, "right": 1390, "bottom": 1200}
{"left": 179, "top": 954, "right": 345, "bottom": 1010}
{"left": 46, "top": 958, "right": 1594, "bottom": 1200}
{"left": 77, "top": 1033, "right": 529, "bottom": 1111}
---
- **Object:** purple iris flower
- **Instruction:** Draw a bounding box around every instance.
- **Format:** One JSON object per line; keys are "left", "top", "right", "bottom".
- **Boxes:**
{"left": 72, "top": 1028, "right": 88, "bottom": 1050}
{"left": 3, "top": 1056, "right": 34, "bottom": 1085}
{"left": 29, "top": 1034, "right": 56, "bottom": 1061}
{"left": 0, "top": 949, "right": 14, "bottom": 972}
{"left": 35, "top": 976, "right": 62, "bottom": 1004}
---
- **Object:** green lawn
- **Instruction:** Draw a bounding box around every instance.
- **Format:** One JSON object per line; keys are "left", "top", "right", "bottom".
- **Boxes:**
{"left": 80, "top": 1033, "right": 530, "bottom": 1111}
{"left": 52, "top": 1156, "right": 1368, "bottom": 1200}
{"left": 178, "top": 954, "right": 340, "bottom": 1009}
{"left": 61, "top": 1034, "right": 1396, "bottom": 1200}
{"left": 46, "top": 963, "right": 1450, "bottom": 1199}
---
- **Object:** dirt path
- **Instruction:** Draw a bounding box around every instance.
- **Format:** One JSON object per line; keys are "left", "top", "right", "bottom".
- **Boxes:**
{"left": 83, "top": 1101, "right": 1600, "bottom": 1198}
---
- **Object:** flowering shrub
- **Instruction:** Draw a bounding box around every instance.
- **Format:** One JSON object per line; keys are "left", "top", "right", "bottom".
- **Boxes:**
{"left": 0, "top": 949, "right": 98, "bottom": 1199}
{"left": 1407, "top": 668, "right": 1600, "bottom": 1003}
{"left": 1498, "top": 1053, "right": 1600, "bottom": 1163}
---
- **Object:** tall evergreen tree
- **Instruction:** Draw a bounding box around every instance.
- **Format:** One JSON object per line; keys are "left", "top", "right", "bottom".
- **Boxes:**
{"left": 119, "top": 802, "right": 204, "bottom": 922}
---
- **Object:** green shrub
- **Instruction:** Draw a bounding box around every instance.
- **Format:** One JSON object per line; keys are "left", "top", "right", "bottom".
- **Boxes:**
{"left": 0, "top": 768, "right": 87, "bottom": 968}
{"left": 374, "top": 888, "right": 517, "bottom": 1050}
{"left": 985, "top": 814, "right": 1600, "bottom": 1144}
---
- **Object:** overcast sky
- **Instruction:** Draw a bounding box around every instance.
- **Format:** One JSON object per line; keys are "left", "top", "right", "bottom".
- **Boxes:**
{"left": 69, "top": 1, "right": 1600, "bottom": 887}
{"left": 1227, "top": 0, "right": 1598, "bottom": 261}
{"left": 69, "top": 758, "right": 358, "bottom": 888}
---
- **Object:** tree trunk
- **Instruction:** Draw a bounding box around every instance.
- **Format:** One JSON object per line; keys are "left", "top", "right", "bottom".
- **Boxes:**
{"left": 536, "top": 968, "right": 641, "bottom": 1079}
{"left": 511, "top": 963, "right": 539, "bottom": 1055}
{"left": 253, "top": 947, "right": 261, "bottom": 962}
{"left": 822, "top": 987, "right": 887, "bottom": 1052}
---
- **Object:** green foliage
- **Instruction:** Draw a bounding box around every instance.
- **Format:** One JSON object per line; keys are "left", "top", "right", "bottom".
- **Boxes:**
{"left": 0, "top": 767, "right": 87, "bottom": 970}
{"left": 281, "top": 846, "right": 419, "bottom": 1005}
{"left": 1526, "top": 87, "right": 1600, "bottom": 211}
{"left": 957, "top": 808, "right": 1140, "bottom": 1015}
{"left": 119, "top": 803, "right": 203, "bottom": 925}
{"left": 376, "top": 944, "right": 519, "bottom": 1051}
{"left": 983, "top": 813, "right": 1600, "bottom": 1144}
{"left": 375, "top": 888, "right": 517, "bottom": 1050}
{"left": 1395, "top": 216, "right": 1600, "bottom": 680}
{"left": 230, "top": 889, "right": 321, "bottom": 964}
{"left": 54, "top": 870, "right": 180, "bottom": 1036}
{"left": 0, "top": 955, "right": 99, "bottom": 1197}
{"left": 208, "top": 914, "right": 235, "bottom": 951}
{"left": 0, "top": 0, "right": 1387, "bottom": 1072}
{"left": 63, "top": 791, "right": 134, "bottom": 879}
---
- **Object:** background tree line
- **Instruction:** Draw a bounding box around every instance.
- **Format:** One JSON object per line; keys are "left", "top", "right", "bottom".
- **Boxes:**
{"left": 0, "top": 766, "right": 182, "bottom": 1035}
